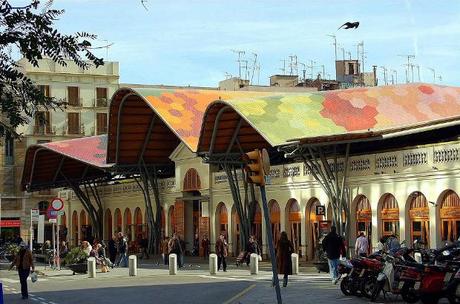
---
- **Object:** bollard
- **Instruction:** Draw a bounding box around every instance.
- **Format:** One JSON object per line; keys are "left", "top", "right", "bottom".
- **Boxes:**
{"left": 250, "top": 253, "right": 259, "bottom": 275}
{"left": 414, "top": 252, "right": 422, "bottom": 264}
{"left": 129, "top": 255, "right": 137, "bottom": 276}
{"left": 209, "top": 253, "right": 218, "bottom": 275}
{"left": 291, "top": 253, "right": 299, "bottom": 275}
{"left": 87, "top": 257, "right": 96, "bottom": 278}
{"left": 169, "top": 253, "right": 177, "bottom": 275}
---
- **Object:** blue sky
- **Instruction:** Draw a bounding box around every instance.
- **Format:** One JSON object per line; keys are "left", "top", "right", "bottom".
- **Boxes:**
{"left": 44, "top": 0, "right": 460, "bottom": 86}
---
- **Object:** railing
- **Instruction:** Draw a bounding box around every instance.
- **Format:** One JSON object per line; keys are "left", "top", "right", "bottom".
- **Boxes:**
{"left": 33, "top": 125, "right": 55, "bottom": 135}
{"left": 66, "top": 97, "right": 83, "bottom": 107}
{"left": 95, "top": 98, "right": 108, "bottom": 107}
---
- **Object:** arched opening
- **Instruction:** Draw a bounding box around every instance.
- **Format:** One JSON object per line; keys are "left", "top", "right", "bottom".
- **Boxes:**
{"left": 105, "top": 209, "right": 112, "bottom": 241}
{"left": 183, "top": 168, "right": 202, "bottom": 191}
{"left": 216, "top": 202, "right": 228, "bottom": 239}
{"left": 307, "top": 198, "right": 327, "bottom": 260}
{"left": 80, "top": 210, "right": 92, "bottom": 242}
{"left": 59, "top": 212, "right": 67, "bottom": 243}
{"left": 269, "top": 200, "right": 281, "bottom": 246}
{"left": 124, "top": 208, "right": 132, "bottom": 241}
{"left": 72, "top": 210, "right": 78, "bottom": 246}
{"left": 114, "top": 208, "right": 122, "bottom": 233}
{"left": 252, "top": 203, "right": 262, "bottom": 246}
{"left": 134, "top": 207, "right": 144, "bottom": 241}
{"left": 408, "top": 191, "right": 430, "bottom": 246}
{"left": 286, "top": 199, "right": 301, "bottom": 256}
{"left": 356, "top": 195, "right": 372, "bottom": 253}
{"left": 231, "top": 206, "right": 241, "bottom": 255}
{"left": 168, "top": 205, "right": 175, "bottom": 236}
{"left": 440, "top": 190, "right": 460, "bottom": 242}
{"left": 379, "top": 193, "right": 399, "bottom": 238}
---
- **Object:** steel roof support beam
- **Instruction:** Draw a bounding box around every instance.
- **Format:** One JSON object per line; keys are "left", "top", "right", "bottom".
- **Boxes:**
{"left": 115, "top": 93, "right": 136, "bottom": 164}
{"left": 225, "top": 118, "right": 243, "bottom": 156}
{"left": 137, "top": 114, "right": 157, "bottom": 165}
{"left": 52, "top": 156, "right": 66, "bottom": 184}
{"left": 209, "top": 105, "right": 231, "bottom": 155}
{"left": 28, "top": 148, "right": 46, "bottom": 187}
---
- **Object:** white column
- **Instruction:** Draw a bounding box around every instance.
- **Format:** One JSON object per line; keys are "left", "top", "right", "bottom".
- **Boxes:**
{"left": 300, "top": 215, "right": 307, "bottom": 258}
{"left": 250, "top": 253, "right": 259, "bottom": 275}
{"left": 291, "top": 253, "right": 299, "bottom": 275}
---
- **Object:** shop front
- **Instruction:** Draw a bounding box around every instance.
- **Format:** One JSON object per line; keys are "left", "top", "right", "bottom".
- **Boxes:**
{"left": 408, "top": 192, "right": 430, "bottom": 246}
{"left": 380, "top": 193, "right": 399, "bottom": 238}
{"left": 0, "top": 218, "right": 21, "bottom": 243}
{"left": 356, "top": 195, "right": 372, "bottom": 254}
{"left": 440, "top": 190, "right": 460, "bottom": 242}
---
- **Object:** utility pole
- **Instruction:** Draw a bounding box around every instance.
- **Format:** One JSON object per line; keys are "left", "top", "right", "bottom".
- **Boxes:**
{"left": 415, "top": 64, "right": 421, "bottom": 82}
{"left": 391, "top": 69, "right": 398, "bottom": 84}
{"left": 321, "top": 65, "right": 326, "bottom": 80}
{"left": 250, "top": 53, "right": 258, "bottom": 85}
{"left": 288, "top": 55, "right": 298, "bottom": 76}
{"left": 346, "top": 51, "right": 352, "bottom": 60}
{"left": 307, "top": 60, "right": 316, "bottom": 79}
{"left": 299, "top": 62, "right": 307, "bottom": 82}
{"left": 427, "top": 67, "right": 436, "bottom": 83}
{"left": 241, "top": 60, "right": 249, "bottom": 81}
{"left": 398, "top": 54, "right": 415, "bottom": 83}
{"left": 231, "top": 50, "right": 246, "bottom": 79}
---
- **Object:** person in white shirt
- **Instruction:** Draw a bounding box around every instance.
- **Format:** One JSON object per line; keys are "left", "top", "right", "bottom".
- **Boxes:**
{"left": 355, "top": 232, "right": 369, "bottom": 257}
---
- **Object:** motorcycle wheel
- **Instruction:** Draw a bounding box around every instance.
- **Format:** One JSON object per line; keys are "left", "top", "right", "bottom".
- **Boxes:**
{"left": 420, "top": 294, "right": 440, "bottom": 304}
{"left": 401, "top": 282, "right": 419, "bottom": 304}
{"left": 340, "top": 277, "right": 352, "bottom": 296}
{"left": 370, "top": 280, "right": 385, "bottom": 302}
{"left": 448, "top": 282, "right": 460, "bottom": 304}
{"left": 350, "top": 279, "right": 363, "bottom": 297}
{"left": 361, "top": 276, "right": 377, "bottom": 299}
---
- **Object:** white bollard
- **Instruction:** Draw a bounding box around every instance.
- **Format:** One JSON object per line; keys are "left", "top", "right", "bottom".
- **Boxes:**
{"left": 87, "top": 257, "right": 96, "bottom": 278}
{"left": 169, "top": 253, "right": 177, "bottom": 275}
{"left": 250, "top": 253, "right": 259, "bottom": 275}
{"left": 209, "top": 253, "right": 218, "bottom": 275}
{"left": 291, "top": 253, "right": 299, "bottom": 275}
{"left": 129, "top": 255, "right": 137, "bottom": 276}
{"left": 414, "top": 252, "right": 422, "bottom": 264}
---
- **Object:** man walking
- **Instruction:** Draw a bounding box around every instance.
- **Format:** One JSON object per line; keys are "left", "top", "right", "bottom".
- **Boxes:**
{"left": 215, "top": 233, "right": 228, "bottom": 272}
{"left": 355, "top": 232, "right": 369, "bottom": 257}
{"left": 322, "top": 226, "right": 345, "bottom": 284}
{"left": 116, "top": 232, "right": 128, "bottom": 267}
{"left": 10, "top": 242, "right": 35, "bottom": 299}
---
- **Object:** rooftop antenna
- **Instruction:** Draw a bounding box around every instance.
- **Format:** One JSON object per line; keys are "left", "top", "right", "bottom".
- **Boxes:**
{"left": 231, "top": 49, "right": 246, "bottom": 79}
{"left": 391, "top": 69, "right": 398, "bottom": 84}
{"left": 380, "top": 66, "right": 388, "bottom": 85}
{"left": 426, "top": 67, "right": 436, "bottom": 83}
{"left": 299, "top": 62, "right": 307, "bottom": 81}
{"left": 88, "top": 40, "right": 114, "bottom": 61}
{"left": 250, "top": 52, "right": 258, "bottom": 85}
{"left": 346, "top": 51, "right": 352, "bottom": 60}
{"left": 280, "top": 59, "right": 287, "bottom": 74}
{"left": 241, "top": 60, "right": 249, "bottom": 81}
{"left": 398, "top": 54, "right": 415, "bottom": 83}
{"left": 327, "top": 34, "right": 338, "bottom": 61}
{"left": 307, "top": 60, "right": 316, "bottom": 79}
{"left": 288, "top": 55, "right": 298, "bottom": 75}
{"left": 255, "top": 63, "right": 261, "bottom": 85}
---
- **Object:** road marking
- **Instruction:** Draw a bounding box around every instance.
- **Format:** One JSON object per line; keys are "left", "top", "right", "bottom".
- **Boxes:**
{"left": 222, "top": 284, "right": 256, "bottom": 304}
{"left": 36, "top": 297, "right": 46, "bottom": 301}
{"left": 2, "top": 278, "right": 19, "bottom": 283}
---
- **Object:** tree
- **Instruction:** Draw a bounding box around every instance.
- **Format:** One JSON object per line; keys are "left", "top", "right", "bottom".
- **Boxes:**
{"left": 0, "top": 0, "right": 103, "bottom": 136}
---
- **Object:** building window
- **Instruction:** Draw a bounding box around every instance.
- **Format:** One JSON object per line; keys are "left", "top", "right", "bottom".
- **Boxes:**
{"left": 96, "top": 113, "right": 108, "bottom": 134}
{"left": 67, "top": 112, "right": 80, "bottom": 134}
{"left": 67, "top": 86, "right": 80, "bottom": 106}
{"left": 96, "top": 88, "right": 108, "bottom": 107}
{"left": 348, "top": 63, "right": 355, "bottom": 75}
{"left": 38, "top": 85, "right": 50, "bottom": 97}
{"left": 4, "top": 132, "right": 14, "bottom": 165}
{"left": 34, "top": 111, "right": 51, "bottom": 134}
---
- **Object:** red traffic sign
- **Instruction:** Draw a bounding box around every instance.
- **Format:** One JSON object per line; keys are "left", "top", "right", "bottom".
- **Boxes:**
{"left": 47, "top": 209, "right": 58, "bottom": 220}
{"left": 51, "top": 198, "right": 64, "bottom": 211}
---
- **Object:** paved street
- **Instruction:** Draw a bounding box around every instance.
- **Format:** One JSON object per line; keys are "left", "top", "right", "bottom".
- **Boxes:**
{"left": 1, "top": 259, "right": 452, "bottom": 304}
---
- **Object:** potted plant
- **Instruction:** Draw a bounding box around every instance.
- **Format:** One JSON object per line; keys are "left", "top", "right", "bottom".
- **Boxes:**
{"left": 64, "top": 247, "right": 88, "bottom": 274}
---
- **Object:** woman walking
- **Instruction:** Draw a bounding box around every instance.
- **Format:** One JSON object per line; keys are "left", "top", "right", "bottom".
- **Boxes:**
{"left": 10, "top": 242, "right": 35, "bottom": 299}
{"left": 276, "top": 231, "right": 294, "bottom": 287}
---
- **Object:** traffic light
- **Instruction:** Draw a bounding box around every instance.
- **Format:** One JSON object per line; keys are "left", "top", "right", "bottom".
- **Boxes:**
{"left": 243, "top": 148, "right": 270, "bottom": 186}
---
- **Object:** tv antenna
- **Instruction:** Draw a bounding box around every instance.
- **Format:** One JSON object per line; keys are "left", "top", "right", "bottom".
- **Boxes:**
{"left": 288, "top": 55, "right": 298, "bottom": 75}
{"left": 250, "top": 53, "right": 258, "bottom": 85}
{"left": 398, "top": 54, "right": 415, "bottom": 83}
{"left": 88, "top": 40, "right": 114, "bottom": 60}
{"left": 231, "top": 49, "right": 246, "bottom": 79}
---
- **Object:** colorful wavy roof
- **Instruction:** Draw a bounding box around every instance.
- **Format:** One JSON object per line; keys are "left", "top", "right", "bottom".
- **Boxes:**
{"left": 200, "top": 83, "right": 460, "bottom": 147}
{"left": 118, "top": 88, "right": 271, "bottom": 151}
{"left": 39, "top": 135, "right": 110, "bottom": 168}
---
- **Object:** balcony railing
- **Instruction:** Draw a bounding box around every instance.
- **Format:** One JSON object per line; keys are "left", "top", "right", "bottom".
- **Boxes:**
{"left": 66, "top": 97, "right": 83, "bottom": 107}
{"left": 96, "top": 125, "right": 108, "bottom": 134}
{"left": 66, "top": 124, "right": 85, "bottom": 135}
{"left": 95, "top": 98, "right": 108, "bottom": 107}
{"left": 33, "top": 125, "right": 55, "bottom": 135}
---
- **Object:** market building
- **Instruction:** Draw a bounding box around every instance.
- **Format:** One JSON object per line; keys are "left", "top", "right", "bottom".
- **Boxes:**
{"left": 21, "top": 83, "right": 460, "bottom": 261}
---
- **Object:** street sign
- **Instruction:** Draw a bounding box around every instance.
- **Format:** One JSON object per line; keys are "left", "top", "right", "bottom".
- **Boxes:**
{"left": 316, "top": 205, "right": 326, "bottom": 216}
{"left": 51, "top": 198, "right": 64, "bottom": 211}
{"left": 57, "top": 210, "right": 65, "bottom": 216}
{"left": 31, "top": 209, "right": 39, "bottom": 222}
{"left": 49, "top": 218, "right": 57, "bottom": 223}
{"left": 47, "top": 209, "right": 58, "bottom": 220}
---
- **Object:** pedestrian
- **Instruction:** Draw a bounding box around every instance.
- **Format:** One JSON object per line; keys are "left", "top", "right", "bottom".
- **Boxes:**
{"left": 116, "top": 232, "right": 128, "bottom": 267}
{"left": 59, "top": 241, "right": 69, "bottom": 259}
{"left": 162, "top": 236, "right": 170, "bottom": 265}
{"left": 168, "top": 233, "right": 182, "bottom": 267}
{"left": 10, "top": 242, "right": 35, "bottom": 300}
{"left": 179, "top": 236, "right": 186, "bottom": 267}
{"left": 385, "top": 234, "right": 400, "bottom": 253}
{"left": 322, "top": 226, "right": 345, "bottom": 284}
{"left": 215, "top": 233, "right": 228, "bottom": 272}
{"left": 81, "top": 241, "right": 92, "bottom": 256}
{"left": 276, "top": 231, "right": 294, "bottom": 287}
{"left": 201, "top": 235, "right": 210, "bottom": 259}
{"left": 140, "top": 234, "right": 149, "bottom": 259}
{"left": 355, "top": 232, "right": 369, "bottom": 257}
{"left": 192, "top": 233, "right": 199, "bottom": 256}
{"left": 246, "top": 235, "right": 260, "bottom": 266}
{"left": 108, "top": 234, "right": 117, "bottom": 265}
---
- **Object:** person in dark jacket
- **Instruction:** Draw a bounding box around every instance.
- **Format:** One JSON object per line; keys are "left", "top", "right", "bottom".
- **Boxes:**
{"left": 246, "top": 235, "right": 261, "bottom": 266}
{"left": 108, "top": 234, "right": 117, "bottom": 265}
{"left": 322, "top": 226, "right": 345, "bottom": 284}
{"left": 201, "top": 235, "right": 210, "bottom": 259}
{"left": 215, "top": 233, "right": 228, "bottom": 271}
{"left": 276, "top": 231, "right": 294, "bottom": 287}
{"left": 10, "top": 243, "right": 35, "bottom": 299}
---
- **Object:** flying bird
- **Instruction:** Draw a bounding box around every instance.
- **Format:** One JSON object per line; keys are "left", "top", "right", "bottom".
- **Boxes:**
{"left": 338, "top": 21, "right": 360, "bottom": 30}
{"left": 141, "top": 0, "right": 149, "bottom": 11}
